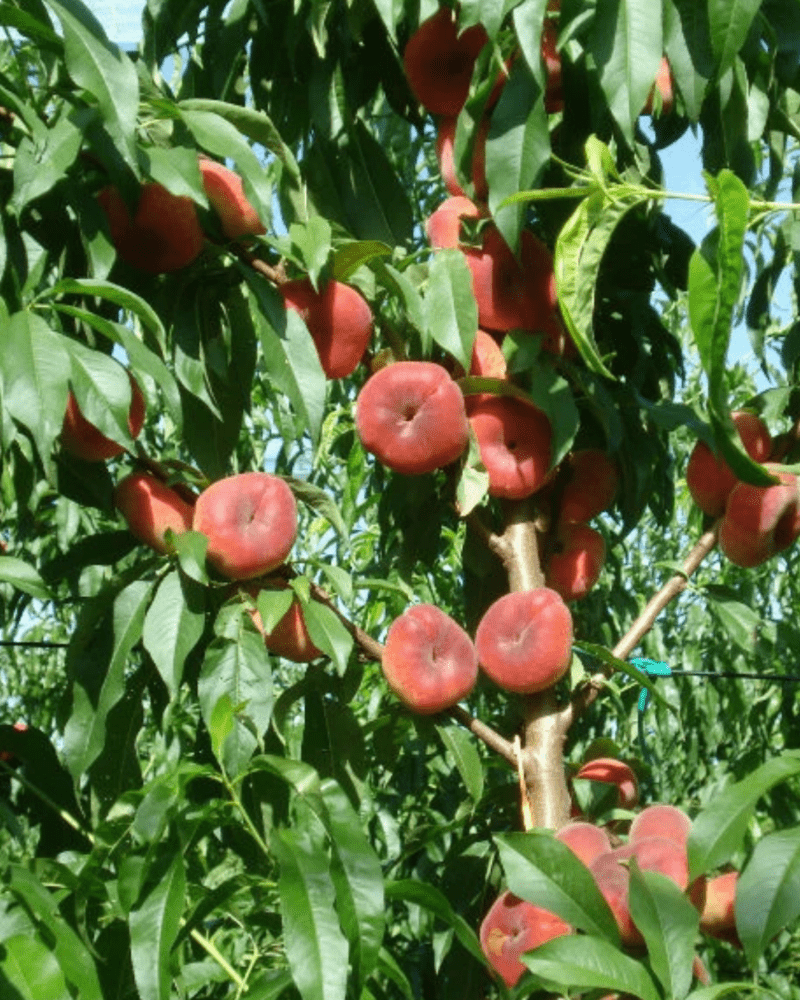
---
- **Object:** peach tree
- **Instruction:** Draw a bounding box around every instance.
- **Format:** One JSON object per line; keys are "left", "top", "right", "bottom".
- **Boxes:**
{"left": 1, "top": 0, "right": 800, "bottom": 998}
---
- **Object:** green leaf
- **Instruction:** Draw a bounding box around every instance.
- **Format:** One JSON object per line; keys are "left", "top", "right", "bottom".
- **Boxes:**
{"left": 687, "top": 751, "right": 800, "bottom": 880}
{"left": 627, "top": 864, "right": 698, "bottom": 1000}
{"left": 685, "top": 986, "right": 784, "bottom": 1000}
{"left": 0, "top": 933, "right": 70, "bottom": 1000}
{"left": 0, "top": 556, "right": 50, "bottom": 599}
{"left": 0, "top": 5, "right": 61, "bottom": 46}
{"left": 197, "top": 631, "right": 274, "bottom": 777}
{"left": 424, "top": 249, "right": 478, "bottom": 371}
{"left": 142, "top": 571, "right": 206, "bottom": 697}
{"left": 6, "top": 865, "right": 104, "bottom": 997}
{"left": 737, "top": 827, "right": 800, "bottom": 968}
{"left": 44, "top": 0, "right": 139, "bottom": 169}
{"left": 42, "top": 278, "right": 169, "bottom": 354}
{"left": 290, "top": 217, "right": 332, "bottom": 286}
{"left": 272, "top": 827, "right": 350, "bottom": 1000}
{"left": 687, "top": 170, "right": 749, "bottom": 422}
{"left": 703, "top": 586, "right": 761, "bottom": 653}
{"left": 320, "top": 779, "right": 385, "bottom": 986}
{"left": 554, "top": 186, "right": 645, "bottom": 379}
{"left": 486, "top": 59, "right": 550, "bottom": 250}
{"left": 708, "top": 0, "right": 763, "bottom": 77}
{"left": 332, "top": 241, "right": 392, "bottom": 282}
{"left": 521, "top": 934, "right": 660, "bottom": 1000}
{"left": 592, "top": 0, "right": 664, "bottom": 144}
{"left": 494, "top": 832, "right": 620, "bottom": 944}
{"left": 302, "top": 600, "right": 354, "bottom": 676}
{"left": 179, "top": 108, "right": 274, "bottom": 231}
{"left": 129, "top": 856, "right": 186, "bottom": 1000}
{"left": 64, "top": 339, "right": 137, "bottom": 450}
{"left": 12, "top": 111, "right": 88, "bottom": 213}
{"left": 285, "top": 475, "right": 348, "bottom": 540}
{"left": 63, "top": 579, "right": 152, "bottom": 779}
{"left": 525, "top": 362, "right": 580, "bottom": 468}
{"left": 663, "top": 0, "right": 713, "bottom": 121}
{"left": 246, "top": 276, "right": 327, "bottom": 447}
{"left": 385, "top": 880, "right": 487, "bottom": 966}
{"left": 435, "top": 724, "right": 484, "bottom": 803}
{"left": 0, "top": 312, "right": 70, "bottom": 469}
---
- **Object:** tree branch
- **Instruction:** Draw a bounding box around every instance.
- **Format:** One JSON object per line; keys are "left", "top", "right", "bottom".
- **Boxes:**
{"left": 563, "top": 523, "right": 719, "bottom": 727}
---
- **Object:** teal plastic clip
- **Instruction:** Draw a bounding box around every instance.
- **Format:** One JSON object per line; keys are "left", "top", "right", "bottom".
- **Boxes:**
{"left": 631, "top": 657, "right": 672, "bottom": 764}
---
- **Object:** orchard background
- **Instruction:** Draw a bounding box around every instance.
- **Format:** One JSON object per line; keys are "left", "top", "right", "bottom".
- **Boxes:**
{"left": 2, "top": 0, "right": 800, "bottom": 998}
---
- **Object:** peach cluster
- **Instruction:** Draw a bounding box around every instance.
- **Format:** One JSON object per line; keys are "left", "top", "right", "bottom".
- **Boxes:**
{"left": 686, "top": 411, "right": 800, "bottom": 567}
{"left": 380, "top": 586, "right": 572, "bottom": 714}
{"left": 542, "top": 449, "right": 618, "bottom": 603}
{"left": 114, "top": 469, "right": 297, "bottom": 578}
{"left": 97, "top": 157, "right": 265, "bottom": 275}
{"left": 403, "top": 5, "right": 674, "bottom": 212}
{"left": 480, "top": 802, "right": 739, "bottom": 988}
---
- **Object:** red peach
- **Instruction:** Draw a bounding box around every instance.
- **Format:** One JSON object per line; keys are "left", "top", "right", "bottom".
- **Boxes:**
{"left": 686, "top": 411, "right": 771, "bottom": 517}
{"left": 541, "top": 18, "right": 563, "bottom": 113}
{"left": 719, "top": 466, "right": 800, "bottom": 567}
{"left": 464, "top": 227, "right": 558, "bottom": 334}
{"left": 468, "top": 396, "right": 552, "bottom": 499}
{"left": 559, "top": 450, "right": 619, "bottom": 523}
{"left": 426, "top": 195, "right": 484, "bottom": 250}
{"left": 281, "top": 278, "right": 373, "bottom": 380}
{"left": 545, "top": 523, "right": 605, "bottom": 603}
{"left": 629, "top": 803, "right": 691, "bottom": 849}
{"left": 470, "top": 329, "right": 507, "bottom": 381}
{"left": 475, "top": 588, "right": 573, "bottom": 694}
{"left": 642, "top": 56, "right": 674, "bottom": 115}
{"left": 590, "top": 835, "right": 697, "bottom": 947}
{"left": 193, "top": 472, "right": 298, "bottom": 580}
{"left": 556, "top": 822, "right": 613, "bottom": 868}
{"left": 479, "top": 890, "right": 572, "bottom": 987}
{"left": 115, "top": 471, "right": 195, "bottom": 554}
{"left": 61, "top": 373, "right": 145, "bottom": 462}
{"left": 403, "top": 8, "right": 489, "bottom": 116}
{"left": 700, "top": 872, "right": 741, "bottom": 947}
{"left": 98, "top": 183, "right": 205, "bottom": 274}
{"left": 381, "top": 604, "right": 478, "bottom": 714}
{"left": 356, "top": 361, "right": 470, "bottom": 476}
{"left": 435, "top": 116, "right": 489, "bottom": 201}
{"left": 199, "top": 157, "right": 266, "bottom": 240}
{"left": 248, "top": 590, "right": 322, "bottom": 663}
{"left": 575, "top": 757, "right": 637, "bottom": 809}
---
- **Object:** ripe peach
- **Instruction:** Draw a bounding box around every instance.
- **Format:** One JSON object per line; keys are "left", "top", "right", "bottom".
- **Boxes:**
{"left": 629, "top": 804, "right": 692, "bottom": 849}
{"left": 559, "top": 450, "right": 619, "bottom": 523}
{"left": 475, "top": 587, "right": 573, "bottom": 694}
{"left": 193, "top": 472, "right": 298, "bottom": 580}
{"left": 381, "top": 604, "right": 478, "bottom": 714}
{"left": 426, "top": 195, "right": 484, "bottom": 250}
{"left": 590, "top": 835, "right": 698, "bottom": 947}
{"left": 545, "top": 523, "right": 605, "bottom": 603}
{"left": 541, "top": 18, "right": 563, "bottom": 113}
{"left": 686, "top": 411, "right": 771, "bottom": 517}
{"left": 575, "top": 757, "right": 637, "bottom": 809}
{"left": 98, "top": 183, "right": 205, "bottom": 274}
{"left": 468, "top": 396, "right": 552, "bottom": 499}
{"left": 199, "top": 157, "right": 266, "bottom": 240}
{"left": 61, "top": 374, "right": 145, "bottom": 462}
{"left": 556, "top": 822, "right": 613, "bottom": 868}
{"left": 281, "top": 278, "right": 373, "bottom": 380}
{"left": 248, "top": 589, "right": 322, "bottom": 662}
{"left": 403, "top": 8, "right": 489, "bottom": 115}
{"left": 470, "top": 329, "right": 507, "bottom": 381}
{"left": 719, "top": 466, "right": 800, "bottom": 567}
{"left": 355, "top": 361, "right": 470, "bottom": 476}
{"left": 115, "top": 471, "right": 195, "bottom": 554}
{"left": 465, "top": 228, "right": 558, "bottom": 334}
{"left": 700, "top": 872, "right": 740, "bottom": 947}
{"left": 480, "top": 890, "right": 572, "bottom": 987}
{"left": 435, "top": 116, "right": 489, "bottom": 201}
{"left": 642, "top": 57, "right": 674, "bottom": 115}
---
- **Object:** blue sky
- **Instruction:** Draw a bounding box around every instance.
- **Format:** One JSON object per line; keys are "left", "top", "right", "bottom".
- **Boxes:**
{"left": 87, "top": 1, "right": 142, "bottom": 43}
